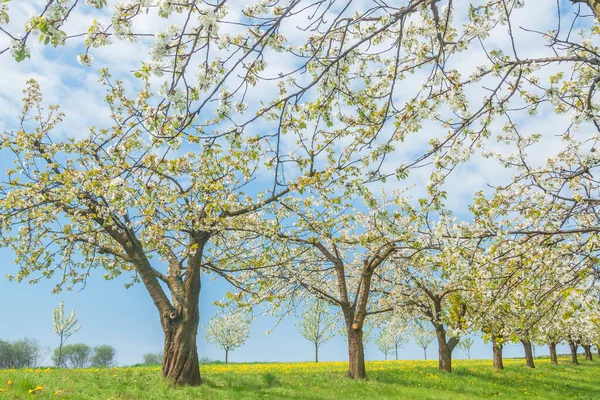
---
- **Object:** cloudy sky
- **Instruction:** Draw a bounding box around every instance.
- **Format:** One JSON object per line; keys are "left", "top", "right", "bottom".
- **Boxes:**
{"left": 0, "top": 0, "right": 592, "bottom": 365}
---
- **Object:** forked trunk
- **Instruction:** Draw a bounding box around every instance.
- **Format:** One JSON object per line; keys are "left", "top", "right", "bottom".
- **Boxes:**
{"left": 569, "top": 341, "right": 579, "bottom": 365}
{"left": 347, "top": 325, "right": 367, "bottom": 379}
{"left": 548, "top": 341, "right": 558, "bottom": 365}
{"left": 520, "top": 338, "right": 535, "bottom": 368}
{"left": 435, "top": 326, "right": 457, "bottom": 372}
{"left": 492, "top": 337, "right": 504, "bottom": 370}
{"left": 583, "top": 345, "right": 593, "bottom": 361}
{"left": 161, "top": 310, "right": 201, "bottom": 386}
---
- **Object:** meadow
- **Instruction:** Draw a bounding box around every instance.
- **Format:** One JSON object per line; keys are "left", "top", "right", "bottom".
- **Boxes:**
{"left": 0, "top": 358, "right": 598, "bottom": 399}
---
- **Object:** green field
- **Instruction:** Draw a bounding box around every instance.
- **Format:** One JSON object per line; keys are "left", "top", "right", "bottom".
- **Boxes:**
{"left": 0, "top": 358, "right": 598, "bottom": 399}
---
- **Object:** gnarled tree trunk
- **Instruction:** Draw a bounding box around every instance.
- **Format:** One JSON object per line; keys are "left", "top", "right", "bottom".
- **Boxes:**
{"left": 492, "top": 336, "right": 504, "bottom": 370}
{"left": 583, "top": 345, "right": 593, "bottom": 361}
{"left": 346, "top": 323, "right": 366, "bottom": 379}
{"left": 569, "top": 341, "right": 579, "bottom": 365}
{"left": 161, "top": 309, "right": 201, "bottom": 385}
{"left": 520, "top": 338, "right": 535, "bottom": 368}
{"left": 548, "top": 341, "right": 558, "bottom": 365}
{"left": 435, "top": 326, "right": 458, "bottom": 372}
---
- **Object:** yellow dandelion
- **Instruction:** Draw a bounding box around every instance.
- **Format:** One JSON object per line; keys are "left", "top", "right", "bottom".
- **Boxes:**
{"left": 28, "top": 385, "right": 44, "bottom": 394}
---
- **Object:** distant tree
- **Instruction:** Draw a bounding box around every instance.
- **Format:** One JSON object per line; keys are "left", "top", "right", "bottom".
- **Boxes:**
{"left": 383, "top": 316, "right": 409, "bottom": 361}
{"left": 53, "top": 301, "right": 80, "bottom": 368}
{"left": 296, "top": 299, "right": 337, "bottom": 363}
{"left": 142, "top": 352, "right": 163, "bottom": 365}
{"left": 375, "top": 331, "right": 395, "bottom": 361}
{"left": 458, "top": 337, "right": 475, "bottom": 359}
{"left": 91, "top": 345, "right": 116, "bottom": 367}
{"left": 0, "top": 338, "right": 48, "bottom": 368}
{"left": 53, "top": 343, "right": 91, "bottom": 368}
{"left": 205, "top": 311, "right": 251, "bottom": 364}
{"left": 412, "top": 321, "right": 435, "bottom": 360}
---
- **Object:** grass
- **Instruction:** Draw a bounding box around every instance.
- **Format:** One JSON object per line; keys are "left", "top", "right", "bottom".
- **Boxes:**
{"left": 0, "top": 357, "right": 599, "bottom": 399}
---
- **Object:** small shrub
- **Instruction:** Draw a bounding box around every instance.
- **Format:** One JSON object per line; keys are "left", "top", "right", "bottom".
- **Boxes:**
{"left": 262, "top": 372, "right": 279, "bottom": 387}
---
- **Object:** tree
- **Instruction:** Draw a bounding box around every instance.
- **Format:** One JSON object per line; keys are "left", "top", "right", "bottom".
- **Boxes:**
{"left": 52, "top": 343, "right": 92, "bottom": 368}
{"left": 235, "top": 193, "right": 423, "bottom": 379}
{"left": 142, "top": 352, "right": 163, "bottom": 365}
{"left": 296, "top": 299, "right": 337, "bottom": 363}
{"left": 0, "top": 338, "right": 48, "bottom": 369}
{"left": 53, "top": 301, "right": 80, "bottom": 368}
{"left": 91, "top": 345, "right": 116, "bottom": 368}
{"left": 458, "top": 337, "right": 474, "bottom": 360}
{"left": 2, "top": 0, "right": 600, "bottom": 386}
{"left": 204, "top": 311, "right": 251, "bottom": 364}
{"left": 412, "top": 321, "right": 435, "bottom": 361}
{"left": 375, "top": 330, "right": 395, "bottom": 361}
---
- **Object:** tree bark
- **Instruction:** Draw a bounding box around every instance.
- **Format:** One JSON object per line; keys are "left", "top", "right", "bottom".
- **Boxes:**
{"left": 315, "top": 343, "right": 319, "bottom": 363}
{"left": 492, "top": 337, "right": 504, "bottom": 370}
{"left": 395, "top": 344, "right": 398, "bottom": 361}
{"left": 520, "top": 338, "right": 535, "bottom": 368}
{"left": 597, "top": 346, "right": 600, "bottom": 359}
{"left": 346, "top": 324, "right": 367, "bottom": 379}
{"left": 160, "top": 252, "right": 203, "bottom": 386}
{"left": 435, "top": 326, "right": 457, "bottom": 372}
{"left": 161, "top": 309, "right": 201, "bottom": 386}
{"left": 548, "top": 341, "right": 558, "bottom": 365}
{"left": 423, "top": 347, "right": 427, "bottom": 360}
{"left": 583, "top": 345, "right": 593, "bottom": 361}
{"left": 569, "top": 341, "right": 579, "bottom": 365}
{"left": 225, "top": 349, "right": 229, "bottom": 365}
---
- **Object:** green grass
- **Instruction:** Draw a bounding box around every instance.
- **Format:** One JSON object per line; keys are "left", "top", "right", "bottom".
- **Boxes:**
{"left": 0, "top": 358, "right": 599, "bottom": 399}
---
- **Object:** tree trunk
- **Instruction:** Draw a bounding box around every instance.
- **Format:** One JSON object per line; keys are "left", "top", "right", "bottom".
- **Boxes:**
{"left": 315, "top": 343, "right": 319, "bottom": 363}
{"left": 548, "top": 341, "right": 558, "bottom": 365}
{"left": 569, "top": 341, "right": 579, "bottom": 365}
{"left": 435, "top": 326, "right": 455, "bottom": 372}
{"left": 347, "top": 324, "right": 367, "bottom": 379}
{"left": 423, "top": 347, "right": 427, "bottom": 360}
{"left": 583, "top": 345, "right": 593, "bottom": 361}
{"left": 492, "top": 337, "right": 504, "bottom": 370}
{"left": 395, "top": 344, "right": 398, "bottom": 361}
{"left": 160, "top": 264, "right": 202, "bottom": 386}
{"left": 597, "top": 346, "right": 600, "bottom": 359}
{"left": 520, "top": 338, "right": 535, "bottom": 368}
{"left": 225, "top": 349, "right": 229, "bottom": 365}
{"left": 161, "top": 312, "right": 201, "bottom": 385}
{"left": 56, "top": 336, "right": 64, "bottom": 368}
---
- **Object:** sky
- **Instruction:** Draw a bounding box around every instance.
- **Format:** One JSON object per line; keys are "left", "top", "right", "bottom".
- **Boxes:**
{"left": 0, "top": 0, "right": 591, "bottom": 366}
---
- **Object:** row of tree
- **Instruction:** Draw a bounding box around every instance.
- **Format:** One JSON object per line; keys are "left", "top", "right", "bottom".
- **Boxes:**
{"left": 2, "top": 0, "right": 600, "bottom": 387}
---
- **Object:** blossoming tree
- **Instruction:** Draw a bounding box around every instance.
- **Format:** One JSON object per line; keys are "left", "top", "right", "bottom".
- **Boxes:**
{"left": 204, "top": 311, "right": 251, "bottom": 364}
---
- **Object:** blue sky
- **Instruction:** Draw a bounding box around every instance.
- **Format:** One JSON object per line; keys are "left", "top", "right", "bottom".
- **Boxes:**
{"left": 0, "top": 0, "right": 586, "bottom": 367}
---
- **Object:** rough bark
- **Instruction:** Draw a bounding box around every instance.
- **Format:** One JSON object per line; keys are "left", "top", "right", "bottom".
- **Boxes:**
{"left": 548, "top": 341, "right": 558, "bottom": 365}
{"left": 492, "top": 337, "right": 504, "bottom": 370}
{"left": 160, "top": 246, "right": 203, "bottom": 386}
{"left": 346, "top": 324, "right": 366, "bottom": 379}
{"left": 583, "top": 345, "right": 593, "bottom": 361}
{"left": 161, "top": 307, "right": 201, "bottom": 386}
{"left": 520, "top": 338, "right": 535, "bottom": 368}
{"left": 569, "top": 341, "right": 579, "bottom": 365}
{"left": 435, "top": 326, "right": 458, "bottom": 372}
